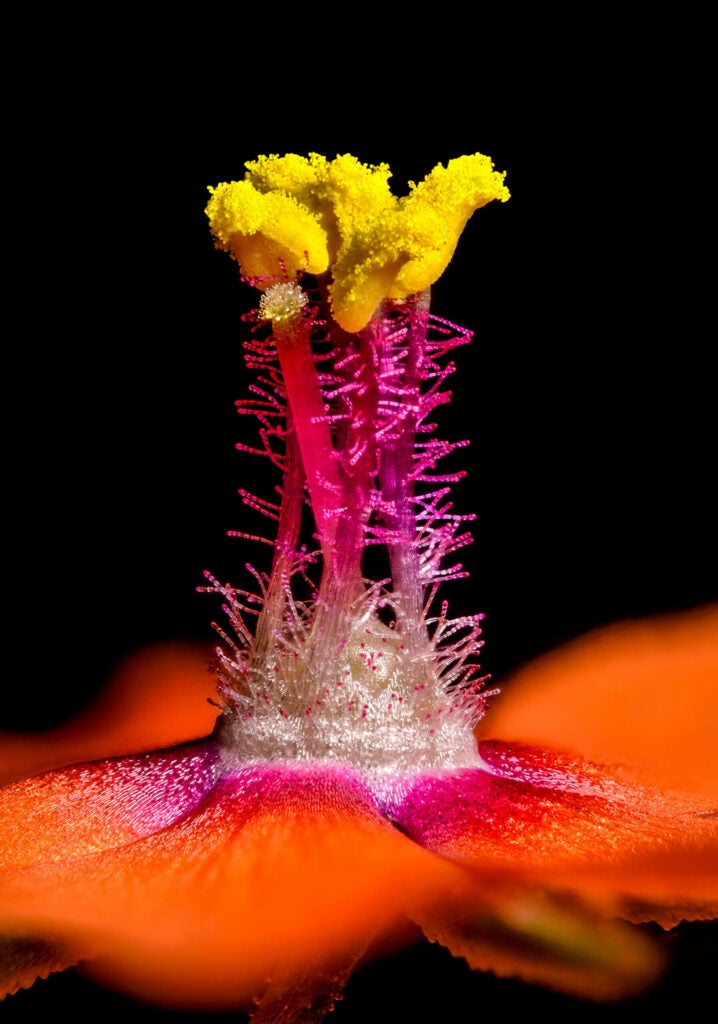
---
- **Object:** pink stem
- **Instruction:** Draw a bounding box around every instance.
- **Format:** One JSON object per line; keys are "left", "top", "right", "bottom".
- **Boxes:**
{"left": 273, "top": 318, "right": 342, "bottom": 563}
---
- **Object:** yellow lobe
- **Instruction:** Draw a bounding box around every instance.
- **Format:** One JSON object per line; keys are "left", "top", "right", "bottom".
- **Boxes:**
{"left": 246, "top": 152, "right": 396, "bottom": 267}
{"left": 205, "top": 179, "right": 329, "bottom": 282}
{"left": 324, "top": 154, "right": 395, "bottom": 246}
{"left": 328, "top": 219, "right": 405, "bottom": 334}
{"left": 391, "top": 153, "right": 510, "bottom": 296}
{"left": 244, "top": 153, "right": 329, "bottom": 196}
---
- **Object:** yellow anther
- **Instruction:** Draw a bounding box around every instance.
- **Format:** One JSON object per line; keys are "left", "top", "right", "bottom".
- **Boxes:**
{"left": 207, "top": 153, "right": 508, "bottom": 332}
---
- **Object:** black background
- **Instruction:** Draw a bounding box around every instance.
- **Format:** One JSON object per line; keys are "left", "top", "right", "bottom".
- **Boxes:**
{"left": 4, "top": 14, "right": 716, "bottom": 1023}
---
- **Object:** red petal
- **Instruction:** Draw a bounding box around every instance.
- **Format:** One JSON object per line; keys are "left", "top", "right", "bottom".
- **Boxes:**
{"left": 480, "top": 604, "right": 718, "bottom": 799}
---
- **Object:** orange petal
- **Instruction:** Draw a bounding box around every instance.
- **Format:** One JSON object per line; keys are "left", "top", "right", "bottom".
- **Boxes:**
{"left": 391, "top": 743, "right": 718, "bottom": 926}
{"left": 1, "top": 756, "right": 679, "bottom": 1007}
{"left": 479, "top": 604, "right": 718, "bottom": 799}
{"left": 415, "top": 883, "right": 664, "bottom": 1001}
{"left": 0, "top": 643, "right": 218, "bottom": 785}
{"left": 0, "top": 936, "right": 80, "bottom": 998}
{"left": 249, "top": 948, "right": 366, "bottom": 1024}
{"left": 0, "top": 763, "right": 458, "bottom": 1008}
{"left": 0, "top": 741, "right": 221, "bottom": 870}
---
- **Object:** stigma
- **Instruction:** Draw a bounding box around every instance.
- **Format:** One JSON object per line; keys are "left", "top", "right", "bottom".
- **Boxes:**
{"left": 259, "top": 281, "right": 308, "bottom": 329}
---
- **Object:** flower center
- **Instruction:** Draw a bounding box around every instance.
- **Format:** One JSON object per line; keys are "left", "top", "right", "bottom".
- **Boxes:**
{"left": 205, "top": 153, "right": 508, "bottom": 779}
{"left": 216, "top": 607, "right": 483, "bottom": 777}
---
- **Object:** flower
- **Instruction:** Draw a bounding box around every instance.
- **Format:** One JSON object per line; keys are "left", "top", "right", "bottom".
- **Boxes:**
{"left": 1, "top": 153, "right": 717, "bottom": 1023}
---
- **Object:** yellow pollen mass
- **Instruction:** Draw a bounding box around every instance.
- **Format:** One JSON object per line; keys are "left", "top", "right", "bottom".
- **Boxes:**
{"left": 206, "top": 152, "right": 509, "bottom": 331}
